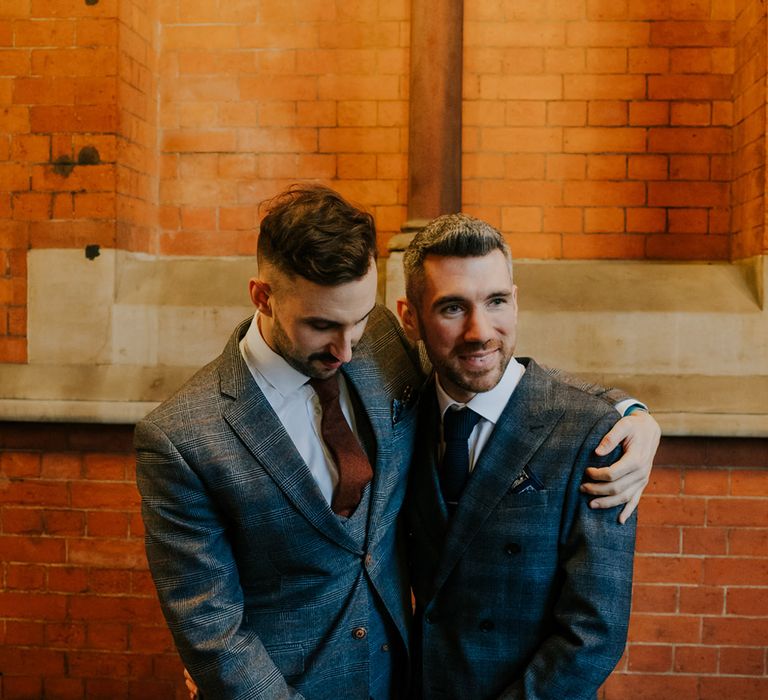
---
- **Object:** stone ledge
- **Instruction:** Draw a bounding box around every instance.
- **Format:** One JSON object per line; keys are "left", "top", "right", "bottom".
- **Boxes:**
{"left": 6, "top": 250, "right": 766, "bottom": 436}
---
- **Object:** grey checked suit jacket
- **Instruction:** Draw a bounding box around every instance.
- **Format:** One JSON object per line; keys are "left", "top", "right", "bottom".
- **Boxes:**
{"left": 135, "top": 305, "right": 423, "bottom": 700}
{"left": 409, "top": 359, "right": 637, "bottom": 700}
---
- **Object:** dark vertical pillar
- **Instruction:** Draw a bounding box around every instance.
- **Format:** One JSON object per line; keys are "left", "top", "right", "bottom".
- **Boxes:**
{"left": 405, "top": 0, "right": 463, "bottom": 227}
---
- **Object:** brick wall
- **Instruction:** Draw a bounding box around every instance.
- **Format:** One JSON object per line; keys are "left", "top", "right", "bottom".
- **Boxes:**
{"left": 1, "top": 428, "right": 766, "bottom": 698}
{"left": 0, "top": 423, "right": 185, "bottom": 700}
{"left": 462, "top": 0, "right": 736, "bottom": 260}
{"left": 731, "top": 0, "right": 766, "bottom": 260}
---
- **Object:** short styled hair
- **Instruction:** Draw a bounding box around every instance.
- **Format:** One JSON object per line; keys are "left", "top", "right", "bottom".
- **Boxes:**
{"left": 257, "top": 184, "right": 377, "bottom": 285}
{"left": 403, "top": 212, "right": 512, "bottom": 304}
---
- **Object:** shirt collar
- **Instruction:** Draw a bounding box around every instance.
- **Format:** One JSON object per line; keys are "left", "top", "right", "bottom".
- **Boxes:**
{"left": 435, "top": 357, "right": 525, "bottom": 425}
{"left": 240, "top": 313, "right": 310, "bottom": 397}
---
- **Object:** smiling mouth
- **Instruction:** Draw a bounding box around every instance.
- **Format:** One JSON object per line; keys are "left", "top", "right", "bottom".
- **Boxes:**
{"left": 457, "top": 348, "right": 499, "bottom": 369}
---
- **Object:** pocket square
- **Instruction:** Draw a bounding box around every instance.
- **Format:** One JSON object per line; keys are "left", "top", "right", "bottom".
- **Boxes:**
{"left": 509, "top": 466, "right": 544, "bottom": 494}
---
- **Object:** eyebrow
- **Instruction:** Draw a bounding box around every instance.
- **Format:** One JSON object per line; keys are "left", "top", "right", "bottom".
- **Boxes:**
{"left": 302, "top": 304, "right": 377, "bottom": 327}
{"left": 432, "top": 290, "right": 512, "bottom": 309}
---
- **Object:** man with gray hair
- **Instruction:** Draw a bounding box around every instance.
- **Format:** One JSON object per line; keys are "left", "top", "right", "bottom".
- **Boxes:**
{"left": 398, "top": 213, "right": 639, "bottom": 699}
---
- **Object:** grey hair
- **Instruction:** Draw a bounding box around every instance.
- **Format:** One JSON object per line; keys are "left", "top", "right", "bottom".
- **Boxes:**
{"left": 403, "top": 213, "right": 513, "bottom": 303}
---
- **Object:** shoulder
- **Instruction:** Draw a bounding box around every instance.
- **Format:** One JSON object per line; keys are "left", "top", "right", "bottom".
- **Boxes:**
{"left": 520, "top": 358, "right": 619, "bottom": 433}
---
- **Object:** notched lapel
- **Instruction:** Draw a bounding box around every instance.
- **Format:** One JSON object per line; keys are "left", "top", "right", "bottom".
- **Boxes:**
{"left": 220, "top": 323, "right": 362, "bottom": 554}
{"left": 431, "top": 361, "right": 565, "bottom": 596}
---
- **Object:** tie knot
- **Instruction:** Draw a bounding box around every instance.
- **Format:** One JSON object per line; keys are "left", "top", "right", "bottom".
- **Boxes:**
{"left": 443, "top": 407, "right": 481, "bottom": 442}
{"left": 310, "top": 375, "right": 340, "bottom": 404}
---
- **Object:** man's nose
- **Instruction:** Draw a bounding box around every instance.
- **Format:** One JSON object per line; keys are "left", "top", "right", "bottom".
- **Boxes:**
{"left": 330, "top": 330, "right": 354, "bottom": 363}
{"left": 464, "top": 309, "right": 492, "bottom": 343}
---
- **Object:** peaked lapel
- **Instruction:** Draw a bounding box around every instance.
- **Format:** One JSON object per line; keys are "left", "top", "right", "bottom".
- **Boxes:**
{"left": 429, "top": 360, "right": 565, "bottom": 598}
{"left": 219, "top": 319, "right": 363, "bottom": 554}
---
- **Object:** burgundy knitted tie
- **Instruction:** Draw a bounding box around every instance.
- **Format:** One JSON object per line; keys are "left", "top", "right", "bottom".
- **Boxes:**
{"left": 310, "top": 376, "right": 373, "bottom": 517}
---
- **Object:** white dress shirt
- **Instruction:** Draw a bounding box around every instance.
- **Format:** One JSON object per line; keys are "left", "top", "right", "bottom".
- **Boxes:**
{"left": 239, "top": 313, "right": 360, "bottom": 506}
{"left": 436, "top": 358, "right": 526, "bottom": 473}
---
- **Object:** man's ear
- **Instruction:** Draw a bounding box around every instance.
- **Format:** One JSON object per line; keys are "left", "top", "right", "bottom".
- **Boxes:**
{"left": 396, "top": 297, "right": 421, "bottom": 342}
{"left": 249, "top": 278, "right": 273, "bottom": 316}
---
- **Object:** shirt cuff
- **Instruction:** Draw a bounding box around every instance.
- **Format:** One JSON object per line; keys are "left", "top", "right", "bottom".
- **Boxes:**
{"left": 615, "top": 399, "right": 648, "bottom": 417}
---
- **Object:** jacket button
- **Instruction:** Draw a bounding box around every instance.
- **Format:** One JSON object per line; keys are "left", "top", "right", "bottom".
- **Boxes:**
{"left": 352, "top": 627, "right": 367, "bottom": 640}
{"left": 425, "top": 613, "right": 435, "bottom": 624}
{"left": 479, "top": 619, "right": 495, "bottom": 632}
{"left": 364, "top": 553, "right": 373, "bottom": 566}
{"left": 504, "top": 542, "right": 521, "bottom": 555}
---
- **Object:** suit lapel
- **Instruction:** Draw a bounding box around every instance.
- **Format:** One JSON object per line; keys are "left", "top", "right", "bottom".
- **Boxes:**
{"left": 341, "top": 335, "right": 393, "bottom": 546}
{"left": 429, "top": 361, "right": 565, "bottom": 597}
{"left": 219, "top": 320, "right": 362, "bottom": 554}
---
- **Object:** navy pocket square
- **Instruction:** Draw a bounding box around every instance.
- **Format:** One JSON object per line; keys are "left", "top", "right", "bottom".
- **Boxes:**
{"left": 509, "top": 466, "right": 544, "bottom": 494}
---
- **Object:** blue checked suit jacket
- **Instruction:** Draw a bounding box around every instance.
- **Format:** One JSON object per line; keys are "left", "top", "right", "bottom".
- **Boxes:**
{"left": 135, "top": 306, "right": 423, "bottom": 699}
{"left": 409, "top": 359, "right": 637, "bottom": 700}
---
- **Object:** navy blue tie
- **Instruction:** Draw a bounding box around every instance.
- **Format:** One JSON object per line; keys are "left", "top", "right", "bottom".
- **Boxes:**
{"left": 440, "top": 407, "right": 482, "bottom": 510}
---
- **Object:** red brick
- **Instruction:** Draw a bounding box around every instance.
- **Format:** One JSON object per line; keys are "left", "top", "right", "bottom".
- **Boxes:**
{"left": 5, "top": 619, "right": 45, "bottom": 646}
{"left": 651, "top": 21, "right": 731, "bottom": 47}
{"left": 6, "top": 563, "right": 46, "bottom": 590}
{"left": 563, "top": 233, "right": 645, "bottom": 258}
{"left": 670, "top": 155, "right": 710, "bottom": 180}
{"left": 631, "top": 583, "right": 678, "bottom": 612}
{"left": 628, "top": 155, "right": 667, "bottom": 180}
{"left": 648, "top": 127, "right": 730, "bottom": 154}
{"left": 68, "top": 539, "right": 146, "bottom": 569}
{"left": 0, "top": 535, "right": 66, "bottom": 564}
{"left": 0, "top": 592, "right": 67, "bottom": 621}
{"left": 68, "top": 595, "right": 159, "bottom": 623}
{"left": 648, "top": 182, "right": 728, "bottom": 207}
{"left": 634, "top": 554, "right": 703, "bottom": 584}
{"left": 637, "top": 495, "right": 705, "bottom": 525}
{"left": 700, "top": 678, "right": 768, "bottom": 700}
{"left": 40, "top": 453, "right": 82, "bottom": 479}
{"left": 585, "top": 207, "right": 624, "bottom": 232}
{"left": 564, "top": 127, "right": 646, "bottom": 154}
{"left": 44, "top": 509, "right": 85, "bottom": 536}
{"left": 128, "top": 626, "right": 175, "bottom": 654}
{"left": 668, "top": 209, "right": 708, "bottom": 234}
{"left": 728, "top": 528, "right": 768, "bottom": 557}
{"left": 670, "top": 101, "right": 712, "bottom": 126}
{"left": 46, "top": 621, "right": 87, "bottom": 649}
{"left": 704, "top": 557, "right": 768, "bottom": 586}
{"left": 646, "top": 233, "right": 728, "bottom": 259}
{"left": 636, "top": 525, "right": 680, "bottom": 553}
{"left": 674, "top": 645, "right": 718, "bottom": 674}
{"left": 0, "top": 647, "right": 66, "bottom": 676}
{"left": 679, "top": 585, "right": 724, "bottom": 614}
{"left": 719, "top": 646, "right": 765, "bottom": 676}
{"left": 2, "top": 507, "right": 44, "bottom": 534}
{"left": 603, "top": 674, "right": 699, "bottom": 699}
{"left": 682, "top": 526, "right": 727, "bottom": 554}
{"left": 727, "top": 587, "right": 768, "bottom": 616}
{"left": 708, "top": 498, "right": 768, "bottom": 527}
{"left": 69, "top": 482, "right": 139, "bottom": 509}
{"left": 47, "top": 566, "right": 88, "bottom": 593}
{"left": 702, "top": 617, "right": 768, "bottom": 646}
{"left": 629, "top": 612, "right": 702, "bottom": 643}
{"left": 627, "top": 644, "right": 672, "bottom": 672}
{"left": 731, "top": 470, "right": 768, "bottom": 496}
{"left": 626, "top": 207, "right": 666, "bottom": 233}
{"left": 87, "top": 622, "right": 128, "bottom": 651}
{"left": 42, "top": 677, "right": 85, "bottom": 699}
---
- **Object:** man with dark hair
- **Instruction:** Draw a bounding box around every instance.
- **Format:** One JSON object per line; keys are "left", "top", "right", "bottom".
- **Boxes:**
{"left": 399, "top": 213, "right": 640, "bottom": 699}
{"left": 137, "top": 185, "right": 657, "bottom": 699}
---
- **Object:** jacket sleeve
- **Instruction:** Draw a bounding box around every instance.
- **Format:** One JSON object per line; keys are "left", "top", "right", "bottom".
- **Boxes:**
{"left": 499, "top": 414, "right": 637, "bottom": 700}
{"left": 135, "top": 419, "right": 304, "bottom": 700}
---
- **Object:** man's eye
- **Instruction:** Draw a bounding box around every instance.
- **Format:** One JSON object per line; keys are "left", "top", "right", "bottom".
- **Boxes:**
{"left": 441, "top": 304, "right": 462, "bottom": 315}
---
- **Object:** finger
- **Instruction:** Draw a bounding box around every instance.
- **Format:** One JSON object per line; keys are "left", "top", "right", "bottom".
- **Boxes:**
{"left": 619, "top": 490, "right": 641, "bottom": 524}
{"left": 594, "top": 419, "right": 631, "bottom": 456}
{"left": 584, "top": 456, "right": 638, "bottom": 482}
{"left": 581, "top": 472, "right": 643, "bottom": 497}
